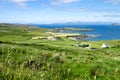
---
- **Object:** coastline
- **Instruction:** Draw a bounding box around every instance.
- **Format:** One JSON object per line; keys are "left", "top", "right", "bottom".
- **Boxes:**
{"left": 36, "top": 24, "right": 120, "bottom": 40}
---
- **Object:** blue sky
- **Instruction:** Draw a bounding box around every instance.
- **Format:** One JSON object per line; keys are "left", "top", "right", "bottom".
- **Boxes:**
{"left": 0, "top": 0, "right": 120, "bottom": 24}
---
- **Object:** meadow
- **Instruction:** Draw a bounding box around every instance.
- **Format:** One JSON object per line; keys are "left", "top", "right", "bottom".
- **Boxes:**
{"left": 0, "top": 23, "right": 120, "bottom": 80}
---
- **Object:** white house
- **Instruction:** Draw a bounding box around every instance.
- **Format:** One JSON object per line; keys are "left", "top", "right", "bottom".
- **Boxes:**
{"left": 101, "top": 43, "right": 110, "bottom": 48}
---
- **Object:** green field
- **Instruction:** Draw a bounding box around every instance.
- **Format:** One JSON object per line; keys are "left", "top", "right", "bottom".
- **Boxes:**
{"left": 0, "top": 24, "right": 120, "bottom": 80}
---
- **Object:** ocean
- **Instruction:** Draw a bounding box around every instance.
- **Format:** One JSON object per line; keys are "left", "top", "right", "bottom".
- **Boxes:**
{"left": 35, "top": 24, "right": 120, "bottom": 40}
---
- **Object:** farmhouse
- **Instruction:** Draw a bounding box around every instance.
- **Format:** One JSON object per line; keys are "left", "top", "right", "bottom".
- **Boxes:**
{"left": 101, "top": 43, "right": 110, "bottom": 48}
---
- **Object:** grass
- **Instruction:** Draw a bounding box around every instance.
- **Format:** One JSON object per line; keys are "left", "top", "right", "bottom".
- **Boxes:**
{"left": 0, "top": 23, "right": 120, "bottom": 80}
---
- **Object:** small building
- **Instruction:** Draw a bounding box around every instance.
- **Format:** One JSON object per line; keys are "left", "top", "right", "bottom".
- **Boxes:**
{"left": 71, "top": 44, "right": 79, "bottom": 47}
{"left": 101, "top": 43, "right": 110, "bottom": 48}
{"left": 71, "top": 44, "right": 89, "bottom": 48}
{"left": 78, "top": 44, "right": 89, "bottom": 48}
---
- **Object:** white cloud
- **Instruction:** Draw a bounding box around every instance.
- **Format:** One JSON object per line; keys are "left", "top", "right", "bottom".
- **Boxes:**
{"left": 102, "top": 14, "right": 120, "bottom": 17}
{"left": 10, "top": 0, "right": 35, "bottom": 8}
{"left": 107, "top": 0, "right": 120, "bottom": 4}
{"left": 94, "top": 12, "right": 120, "bottom": 18}
{"left": 51, "top": 0, "right": 80, "bottom": 5}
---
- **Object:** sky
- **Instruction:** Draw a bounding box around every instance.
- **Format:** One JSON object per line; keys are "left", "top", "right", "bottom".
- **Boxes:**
{"left": 0, "top": 0, "right": 120, "bottom": 24}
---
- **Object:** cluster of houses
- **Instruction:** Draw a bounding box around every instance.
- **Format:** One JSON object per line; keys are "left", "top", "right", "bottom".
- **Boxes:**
{"left": 71, "top": 44, "right": 89, "bottom": 48}
{"left": 71, "top": 43, "right": 110, "bottom": 49}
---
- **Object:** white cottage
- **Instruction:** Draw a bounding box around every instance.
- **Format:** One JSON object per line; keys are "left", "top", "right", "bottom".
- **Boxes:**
{"left": 101, "top": 43, "right": 110, "bottom": 48}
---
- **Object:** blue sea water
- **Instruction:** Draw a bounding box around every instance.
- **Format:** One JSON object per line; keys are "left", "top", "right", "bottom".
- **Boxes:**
{"left": 35, "top": 24, "right": 120, "bottom": 40}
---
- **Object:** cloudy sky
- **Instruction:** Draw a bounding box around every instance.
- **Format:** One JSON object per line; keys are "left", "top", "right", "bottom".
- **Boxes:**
{"left": 0, "top": 0, "right": 120, "bottom": 23}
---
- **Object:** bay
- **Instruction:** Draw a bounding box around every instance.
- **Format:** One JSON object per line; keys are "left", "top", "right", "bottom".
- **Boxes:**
{"left": 35, "top": 24, "right": 120, "bottom": 40}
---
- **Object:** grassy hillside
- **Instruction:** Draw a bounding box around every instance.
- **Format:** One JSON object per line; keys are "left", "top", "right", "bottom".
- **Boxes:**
{"left": 0, "top": 24, "right": 120, "bottom": 80}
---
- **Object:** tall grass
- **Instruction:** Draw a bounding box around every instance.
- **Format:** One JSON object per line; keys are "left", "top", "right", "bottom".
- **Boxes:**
{"left": 0, "top": 24, "right": 120, "bottom": 80}
{"left": 0, "top": 42, "right": 120, "bottom": 80}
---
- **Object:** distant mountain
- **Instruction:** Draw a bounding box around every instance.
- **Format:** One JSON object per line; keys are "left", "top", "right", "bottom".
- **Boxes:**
{"left": 0, "top": 23, "right": 37, "bottom": 28}
{"left": 112, "top": 23, "right": 120, "bottom": 26}
{"left": 49, "top": 22, "right": 112, "bottom": 25}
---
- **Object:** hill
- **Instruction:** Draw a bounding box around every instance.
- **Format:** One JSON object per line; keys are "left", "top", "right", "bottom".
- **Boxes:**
{"left": 0, "top": 23, "right": 120, "bottom": 80}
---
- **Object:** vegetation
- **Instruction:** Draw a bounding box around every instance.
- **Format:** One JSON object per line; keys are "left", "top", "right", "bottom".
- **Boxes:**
{"left": 52, "top": 27, "right": 93, "bottom": 32}
{"left": 0, "top": 23, "right": 120, "bottom": 80}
